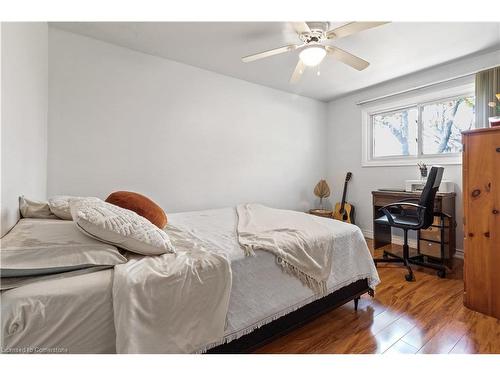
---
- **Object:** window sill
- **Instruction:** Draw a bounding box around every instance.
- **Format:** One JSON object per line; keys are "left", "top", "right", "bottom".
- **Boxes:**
{"left": 362, "top": 154, "right": 462, "bottom": 167}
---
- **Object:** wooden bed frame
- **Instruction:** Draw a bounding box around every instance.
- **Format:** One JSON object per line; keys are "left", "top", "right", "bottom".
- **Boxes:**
{"left": 207, "top": 278, "right": 371, "bottom": 353}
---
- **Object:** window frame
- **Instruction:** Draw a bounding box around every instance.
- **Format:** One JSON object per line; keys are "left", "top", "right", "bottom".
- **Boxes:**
{"left": 361, "top": 83, "right": 475, "bottom": 167}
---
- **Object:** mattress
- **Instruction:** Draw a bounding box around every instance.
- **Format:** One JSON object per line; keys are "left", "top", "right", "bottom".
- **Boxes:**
{"left": 1, "top": 207, "right": 379, "bottom": 353}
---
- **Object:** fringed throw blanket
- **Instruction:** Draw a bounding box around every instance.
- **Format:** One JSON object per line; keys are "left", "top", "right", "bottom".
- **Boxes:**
{"left": 236, "top": 203, "right": 337, "bottom": 294}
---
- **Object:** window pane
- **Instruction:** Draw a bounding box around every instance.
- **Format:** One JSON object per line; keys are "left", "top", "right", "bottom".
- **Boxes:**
{"left": 421, "top": 96, "right": 475, "bottom": 154}
{"left": 372, "top": 108, "right": 418, "bottom": 158}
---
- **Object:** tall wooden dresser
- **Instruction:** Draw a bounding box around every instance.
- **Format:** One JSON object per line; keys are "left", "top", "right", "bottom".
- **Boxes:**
{"left": 462, "top": 127, "right": 500, "bottom": 319}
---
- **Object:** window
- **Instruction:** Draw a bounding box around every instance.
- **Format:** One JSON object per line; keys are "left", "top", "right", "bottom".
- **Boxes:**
{"left": 362, "top": 83, "right": 475, "bottom": 166}
{"left": 372, "top": 107, "right": 418, "bottom": 157}
{"left": 421, "top": 96, "right": 475, "bottom": 154}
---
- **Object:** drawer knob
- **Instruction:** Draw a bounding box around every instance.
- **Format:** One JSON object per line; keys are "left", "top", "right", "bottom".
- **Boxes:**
{"left": 493, "top": 209, "right": 499, "bottom": 215}
{"left": 484, "top": 232, "right": 490, "bottom": 238}
{"left": 496, "top": 147, "right": 500, "bottom": 153}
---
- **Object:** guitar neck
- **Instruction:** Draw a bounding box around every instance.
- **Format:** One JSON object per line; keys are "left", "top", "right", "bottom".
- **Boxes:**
{"left": 340, "top": 181, "right": 348, "bottom": 211}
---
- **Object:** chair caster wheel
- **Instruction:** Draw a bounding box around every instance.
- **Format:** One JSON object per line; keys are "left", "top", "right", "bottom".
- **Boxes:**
{"left": 437, "top": 270, "right": 446, "bottom": 278}
{"left": 405, "top": 273, "right": 415, "bottom": 282}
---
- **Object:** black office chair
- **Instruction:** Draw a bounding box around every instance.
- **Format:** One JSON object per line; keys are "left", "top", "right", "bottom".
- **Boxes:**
{"left": 373, "top": 166, "right": 444, "bottom": 281}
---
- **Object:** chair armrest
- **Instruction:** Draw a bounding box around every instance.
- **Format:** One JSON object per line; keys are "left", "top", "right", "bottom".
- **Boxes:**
{"left": 382, "top": 202, "right": 426, "bottom": 210}
{"left": 379, "top": 206, "right": 396, "bottom": 225}
{"left": 378, "top": 202, "right": 427, "bottom": 226}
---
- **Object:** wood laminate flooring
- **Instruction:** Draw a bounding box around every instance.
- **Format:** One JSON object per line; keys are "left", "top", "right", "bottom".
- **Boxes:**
{"left": 254, "top": 240, "right": 500, "bottom": 354}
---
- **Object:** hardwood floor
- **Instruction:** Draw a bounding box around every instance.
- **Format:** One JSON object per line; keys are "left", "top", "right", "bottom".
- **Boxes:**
{"left": 254, "top": 240, "right": 500, "bottom": 354}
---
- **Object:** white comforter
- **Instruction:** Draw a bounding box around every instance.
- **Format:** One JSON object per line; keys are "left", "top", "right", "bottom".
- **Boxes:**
{"left": 112, "top": 226, "right": 232, "bottom": 354}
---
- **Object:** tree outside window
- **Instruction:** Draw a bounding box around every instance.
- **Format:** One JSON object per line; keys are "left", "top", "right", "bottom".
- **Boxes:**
{"left": 421, "top": 96, "right": 475, "bottom": 154}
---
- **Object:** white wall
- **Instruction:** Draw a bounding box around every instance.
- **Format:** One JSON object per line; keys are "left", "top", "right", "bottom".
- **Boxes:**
{"left": 47, "top": 28, "right": 327, "bottom": 213}
{"left": 1, "top": 22, "right": 48, "bottom": 236}
{"left": 43, "top": 27, "right": 500, "bottom": 252}
{"left": 326, "top": 49, "right": 500, "bottom": 252}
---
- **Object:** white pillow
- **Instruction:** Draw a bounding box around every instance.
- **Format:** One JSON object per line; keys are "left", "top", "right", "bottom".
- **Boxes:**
{"left": 71, "top": 198, "right": 174, "bottom": 256}
{"left": 0, "top": 219, "right": 127, "bottom": 278}
{"left": 19, "top": 196, "right": 58, "bottom": 219}
{"left": 48, "top": 195, "right": 100, "bottom": 220}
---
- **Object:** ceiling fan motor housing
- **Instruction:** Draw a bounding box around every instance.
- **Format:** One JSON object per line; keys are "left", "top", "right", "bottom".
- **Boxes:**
{"left": 299, "top": 22, "right": 329, "bottom": 44}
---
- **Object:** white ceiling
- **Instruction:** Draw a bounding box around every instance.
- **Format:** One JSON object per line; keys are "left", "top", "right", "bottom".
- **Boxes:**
{"left": 51, "top": 22, "right": 500, "bottom": 101}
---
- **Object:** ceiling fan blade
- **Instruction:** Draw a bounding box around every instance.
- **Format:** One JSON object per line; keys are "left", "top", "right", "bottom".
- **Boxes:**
{"left": 327, "top": 22, "right": 389, "bottom": 39}
{"left": 291, "top": 22, "right": 311, "bottom": 34}
{"left": 325, "top": 46, "right": 369, "bottom": 71}
{"left": 242, "top": 44, "right": 298, "bottom": 63}
{"left": 290, "top": 59, "right": 305, "bottom": 84}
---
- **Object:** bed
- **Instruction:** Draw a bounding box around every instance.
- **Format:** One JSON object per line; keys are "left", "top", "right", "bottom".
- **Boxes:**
{"left": 1, "top": 207, "right": 379, "bottom": 353}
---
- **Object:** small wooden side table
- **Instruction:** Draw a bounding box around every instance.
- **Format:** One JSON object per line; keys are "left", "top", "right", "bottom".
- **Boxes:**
{"left": 308, "top": 209, "right": 333, "bottom": 219}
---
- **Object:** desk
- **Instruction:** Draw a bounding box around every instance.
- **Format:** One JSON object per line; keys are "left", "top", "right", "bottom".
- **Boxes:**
{"left": 372, "top": 190, "right": 457, "bottom": 261}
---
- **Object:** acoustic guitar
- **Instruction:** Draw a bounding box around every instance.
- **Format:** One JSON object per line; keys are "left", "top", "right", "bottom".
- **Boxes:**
{"left": 333, "top": 172, "right": 355, "bottom": 224}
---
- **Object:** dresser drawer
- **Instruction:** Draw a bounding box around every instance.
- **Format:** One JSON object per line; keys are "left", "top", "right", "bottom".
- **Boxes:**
{"left": 419, "top": 240, "right": 450, "bottom": 259}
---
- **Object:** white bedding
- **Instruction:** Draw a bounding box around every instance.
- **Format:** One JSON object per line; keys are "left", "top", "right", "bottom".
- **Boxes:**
{"left": 1, "top": 206, "right": 380, "bottom": 353}
{"left": 113, "top": 226, "right": 232, "bottom": 354}
{"left": 167, "top": 207, "right": 379, "bottom": 349}
{"left": 1, "top": 269, "right": 116, "bottom": 353}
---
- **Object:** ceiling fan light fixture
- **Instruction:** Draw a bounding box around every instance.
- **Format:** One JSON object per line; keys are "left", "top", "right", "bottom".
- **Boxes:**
{"left": 299, "top": 45, "right": 326, "bottom": 67}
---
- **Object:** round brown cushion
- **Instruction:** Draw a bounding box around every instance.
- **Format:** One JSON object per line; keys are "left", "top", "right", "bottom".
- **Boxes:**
{"left": 105, "top": 191, "right": 167, "bottom": 229}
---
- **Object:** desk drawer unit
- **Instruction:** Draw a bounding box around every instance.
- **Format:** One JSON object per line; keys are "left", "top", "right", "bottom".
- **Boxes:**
{"left": 418, "top": 214, "right": 451, "bottom": 259}
{"left": 419, "top": 239, "right": 450, "bottom": 259}
{"left": 419, "top": 226, "right": 449, "bottom": 242}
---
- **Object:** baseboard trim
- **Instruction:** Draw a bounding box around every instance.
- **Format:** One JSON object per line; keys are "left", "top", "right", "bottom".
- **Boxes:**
{"left": 362, "top": 228, "right": 463, "bottom": 259}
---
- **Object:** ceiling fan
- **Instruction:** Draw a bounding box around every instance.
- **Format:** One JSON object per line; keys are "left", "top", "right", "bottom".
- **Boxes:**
{"left": 241, "top": 22, "right": 389, "bottom": 83}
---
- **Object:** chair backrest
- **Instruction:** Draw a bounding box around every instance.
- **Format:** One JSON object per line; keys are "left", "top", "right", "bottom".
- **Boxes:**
{"left": 418, "top": 166, "right": 444, "bottom": 228}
